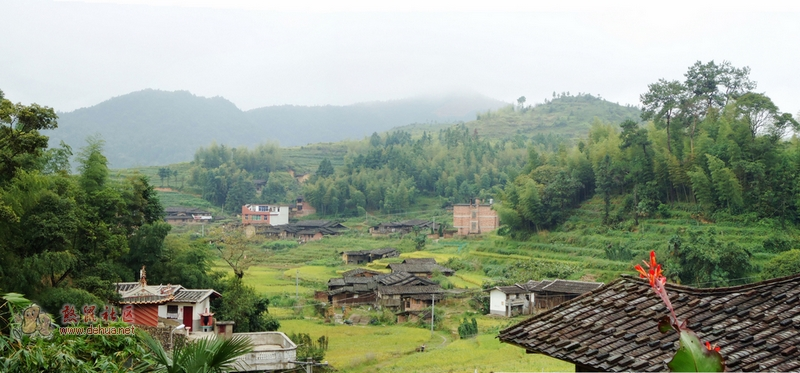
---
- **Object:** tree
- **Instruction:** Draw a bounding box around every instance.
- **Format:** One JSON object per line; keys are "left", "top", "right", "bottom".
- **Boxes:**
{"left": 315, "top": 158, "right": 334, "bottom": 179}
{"left": 735, "top": 92, "right": 778, "bottom": 138}
{"left": 0, "top": 89, "right": 58, "bottom": 183}
{"left": 595, "top": 155, "right": 613, "bottom": 224}
{"left": 212, "top": 277, "right": 278, "bottom": 333}
{"left": 210, "top": 227, "right": 256, "bottom": 280}
{"left": 517, "top": 96, "right": 526, "bottom": 111}
{"left": 641, "top": 79, "right": 684, "bottom": 154}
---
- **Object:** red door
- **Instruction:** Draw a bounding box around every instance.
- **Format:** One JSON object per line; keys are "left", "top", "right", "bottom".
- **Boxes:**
{"left": 183, "top": 306, "right": 193, "bottom": 330}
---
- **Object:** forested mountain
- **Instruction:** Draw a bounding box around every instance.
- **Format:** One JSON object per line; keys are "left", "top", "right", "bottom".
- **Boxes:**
{"left": 48, "top": 90, "right": 507, "bottom": 168}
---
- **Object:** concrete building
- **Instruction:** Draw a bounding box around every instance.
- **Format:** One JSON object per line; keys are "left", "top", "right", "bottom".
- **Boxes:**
{"left": 241, "top": 204, "right": 289, "bottom": 226}
{"left": 453, "top": 199, "right": 499, "bottom": 236}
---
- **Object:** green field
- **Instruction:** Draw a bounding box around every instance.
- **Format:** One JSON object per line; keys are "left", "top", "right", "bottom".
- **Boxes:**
{"left": 279, "top": 319, "right": 573, "bottom": 373}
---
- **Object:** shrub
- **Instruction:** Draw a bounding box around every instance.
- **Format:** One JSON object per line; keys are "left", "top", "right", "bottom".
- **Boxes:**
{"left": 457, "top": 317, "right": 479, "bottom": 339}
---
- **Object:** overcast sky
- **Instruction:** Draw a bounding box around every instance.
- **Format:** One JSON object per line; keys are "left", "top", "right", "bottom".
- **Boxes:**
{"left": 2, "top": 0, "right": 798, "bottom": 116}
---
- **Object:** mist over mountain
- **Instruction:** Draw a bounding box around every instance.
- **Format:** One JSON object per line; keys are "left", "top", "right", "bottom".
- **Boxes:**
{"left": 48, "top": 89, "right": 507, "bottom": 168}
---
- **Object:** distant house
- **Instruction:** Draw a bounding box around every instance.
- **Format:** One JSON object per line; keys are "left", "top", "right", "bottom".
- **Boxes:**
{"left": 370, "top": 220, "right": 438, "bottom": 235}
{"left": 289, "top": 196, "right": 316, "bottom": 219}
{"left": 241, "top": 204, "right": 290, "bottom": 226}
{"left": 342, "top": 247, "right": 400, "bottom": 264}
{"left": 531, "top": 279, "right": 604, "bottom": 309}
{"left": 115, "top": 276, "right": 220, "bottom": 332}
{"left": 254, "top": 220, "right": 346, "bottom": 242}
{"left": 376, "top": 285, "right": 444, "bottom": 311}
{"left": 164, "top": 207, "right": 212, "bottom": 225}
{"left": 487, "top": 282, "right": 537, "bottom": 317}
{"left": 318, "top": 271, "right": 438, "bottom": 308}
{"left": 499, "top": 273, "right": 800, "bottom": 372}
{"left": 453, "top": 199, "right": 499, "bottom": 236}
{"left": 387, "top": 258, "right": 455, "bottom": 278}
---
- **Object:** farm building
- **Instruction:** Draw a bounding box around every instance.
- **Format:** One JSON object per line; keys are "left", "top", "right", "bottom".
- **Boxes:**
{"left": 387, "top": 258, "right": 455, "bottom": 278}
{"left": 342, "top": 247, "right": 400, "bottom": 264}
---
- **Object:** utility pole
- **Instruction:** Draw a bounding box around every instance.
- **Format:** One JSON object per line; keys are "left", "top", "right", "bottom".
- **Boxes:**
{"left": 430, "top": 293, "right": 435, "bottom": 335}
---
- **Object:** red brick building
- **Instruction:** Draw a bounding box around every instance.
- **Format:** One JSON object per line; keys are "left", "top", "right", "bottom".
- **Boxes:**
{"left": 453, "top": 199, "right": 499, "bottom": 236}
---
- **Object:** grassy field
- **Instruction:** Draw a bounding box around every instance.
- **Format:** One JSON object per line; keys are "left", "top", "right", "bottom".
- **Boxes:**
{"left": 279, "top": 319, "right": 573, "bottom": 373}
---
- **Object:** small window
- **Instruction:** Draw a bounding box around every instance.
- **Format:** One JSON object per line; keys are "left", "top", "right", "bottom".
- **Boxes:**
{"left": 167, "top": 305, "right": 178, "bottom": 313}
{"left": 471, "top": 222, "right": 477, "bottom": 231}
{"left": 471, "top": 212, "right": 477, "bottom": 218}
{"left": 258, "top": 205, "right": 268, "bottom": 212}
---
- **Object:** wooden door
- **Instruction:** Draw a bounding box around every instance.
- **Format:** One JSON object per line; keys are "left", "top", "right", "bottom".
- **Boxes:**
{"left": 183, "top": 306, "right": 193, "bottom": 330}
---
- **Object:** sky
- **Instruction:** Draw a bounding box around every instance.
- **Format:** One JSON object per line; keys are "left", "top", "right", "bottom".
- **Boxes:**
{"left": 1, "top": 0, "right": 798, "bottom": 116}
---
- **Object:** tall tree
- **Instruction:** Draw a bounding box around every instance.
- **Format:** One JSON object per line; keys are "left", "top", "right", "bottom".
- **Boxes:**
{"left": 641, "top": 79, "right": 684, "bottom": 154}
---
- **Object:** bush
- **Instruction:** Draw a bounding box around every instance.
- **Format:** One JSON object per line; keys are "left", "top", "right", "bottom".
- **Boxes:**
{"left": 457, "top": 317, "right": 479, "bottom": 339}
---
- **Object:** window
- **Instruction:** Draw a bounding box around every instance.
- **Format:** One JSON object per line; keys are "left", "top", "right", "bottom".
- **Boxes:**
{"left": 258, "top": 205, "right": 268, "bottom": 212}
{"left": 166, "top": 305, "right": 178, "bottom": 319}
{"left": 471, "top": 222, "right": 477, "bottom": 231}
{"left": 252, "top": 215, "right": 261, "bottom": 221}
{"left": 471, "top": 212, "right": 477, "bottom": 218}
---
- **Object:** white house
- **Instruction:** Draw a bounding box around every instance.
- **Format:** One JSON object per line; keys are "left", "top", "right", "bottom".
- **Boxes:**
{"left": 241, "top": 204, "right": 290, "bottom": 226}
{"left": 486, "top": 282, "right": 537, "bottom": 317}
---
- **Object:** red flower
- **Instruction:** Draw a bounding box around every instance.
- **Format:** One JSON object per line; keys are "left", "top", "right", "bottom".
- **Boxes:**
{"left": 635, "top": 251, "right": 663, "bottom": 286}
{"left": 705, "top": 341, "right": 721, "bottom": 352}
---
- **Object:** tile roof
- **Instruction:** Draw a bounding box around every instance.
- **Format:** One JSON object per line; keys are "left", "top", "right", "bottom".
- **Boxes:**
{"left": 527, "top": 280, "right": 553, "bottom": 292}
{"left": 491, "top": 284, "right": 531, "bottom": 295}
{"left": 387, "top": 263, "right": 455, "bottom": 275}
{"left": 539, "top": 279, "right": 604, "bottom": 295}
{"left": 341, "top": 268, "right": 384, "bottom": 277}
{"left": 498, "top": 273, "right": 800, "bottom": 372}
{"left": 172, "top": 289, "right": 221, "bottom": 303}
{"left": 377, "top": 285, "right": 444, "bottom": 296}
{"left": 402, "top": 258, "right": 437, "bottom": 264}
{"left": 377, "top": 272, "right": 437, "bottom": 286}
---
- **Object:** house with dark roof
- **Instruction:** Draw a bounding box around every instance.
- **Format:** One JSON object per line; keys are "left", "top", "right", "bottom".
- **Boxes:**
{"left": 164, "top": 207, "right": 212, "bottom": 225}
{"left": 387, "top": 258, "right": 455, "bottom": 278}
{"left": 370, "top": 219, "right": 439, "bottom": 235}
{"left": 487, "top": 282, "right": 537, "bottom": 317}
{"left": 342, "top": 247, "right": 400, "bottom": 264}
{"left": 499, "top": 273, "right": 800, "bottom": 372}
{"left": 532, "top": 279, "right": 604, "bottom": 309}
{"left": 253, "top": 220, "right": 347, "bottom": 242}
{"left": 318, "top": 271, "right": 439, "bottom": 309}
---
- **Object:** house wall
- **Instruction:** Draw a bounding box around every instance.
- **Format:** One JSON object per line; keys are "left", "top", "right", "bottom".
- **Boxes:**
{"left": 331, "top": 292, "right": 376, "bottom": 307}
{"left": 453, "top": 201, "right": 499, "bottom": 236}
{"left": 489, "top": 290, "right": 507, "bottom": 316}
{"left": 241, "top": 205, "right": 289, "bottom": 226}
{"left": 132, "top": 304, "right": 159, "bottom": 327}
{"left": 404, "top": 298, "right": 431, "bottom": 311}
{"left": 158, "top": 298, "right": 212, "bottom": 332}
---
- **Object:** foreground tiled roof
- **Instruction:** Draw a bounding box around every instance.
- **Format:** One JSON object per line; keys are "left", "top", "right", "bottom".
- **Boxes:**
{"left": 498, "top": 273, "right": 800, "bottom": 372}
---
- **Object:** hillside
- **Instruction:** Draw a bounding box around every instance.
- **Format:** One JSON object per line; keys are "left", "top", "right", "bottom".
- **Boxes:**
{"left": 393, "top": 93, "right": 642, "bottom": 140}
{"left": 48, "top": 90, "right": 506, "bottom": 168}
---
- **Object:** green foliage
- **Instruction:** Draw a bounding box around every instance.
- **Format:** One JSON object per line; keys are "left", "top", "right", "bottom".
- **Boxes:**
{"left": 457, "top": 317, "right": 478, "bottom": 339}
{"left": 761, "top": 249, "right": 800, "bottom": 280}
{"left": 212, "top": 277, "right": 278, "bottom": 333}
{"left": 660, "top": 231, "right": 754, "bottom": 287}
{"left": 140, "top": 328, "right": 253, "bottom": 373}
{"left": 489, "top": 260, "right": 581, "bottom": 283}
{"left": 667, "top": 329, "right": 725, "bottom": 372}
{"left": 288, "top": 333, "right": 328, "bottom": 362}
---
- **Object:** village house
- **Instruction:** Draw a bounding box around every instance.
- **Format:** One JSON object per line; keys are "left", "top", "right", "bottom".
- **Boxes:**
{"left": 376, "top": 285, "right": 444, "bottom": 312}
{"left": 341, "top": 247, "right": 400, "bottom": 264}
{"left": 288, "top": 196, "right": 316, "bottom": 219}
{"left": 318, "top": 270, "right": 438, "bottom": 308}
{"left": 164, "top": 207, "right": 212, "bottom": 225}
{"left": 115, "top": 270, "right": 220, "bottom": 333}
{"left": 241, "top": 204, "right": 290, "bottom": 226}
{"left": 341, "top": 268, "right": 383, "bottom": 277}
{"left": 499, "top": 273, "right": 800, "bottom": 372}
{"left": 252, "top": 220, "right": 346, "bottom": 242}
{"left": 530, "top": 279, "right": 604, "bottom": 309}
{"left": 387, "top": 258, "right": 455, "bottom": 278}
{"left": 369, "top": 219, "right": 440, "bottom": 236}
{"left": 486, "top": 282, "right": 536, "bottom": 317}
{"left": 453, "top": 199, "right": 499, "bottom": 236}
